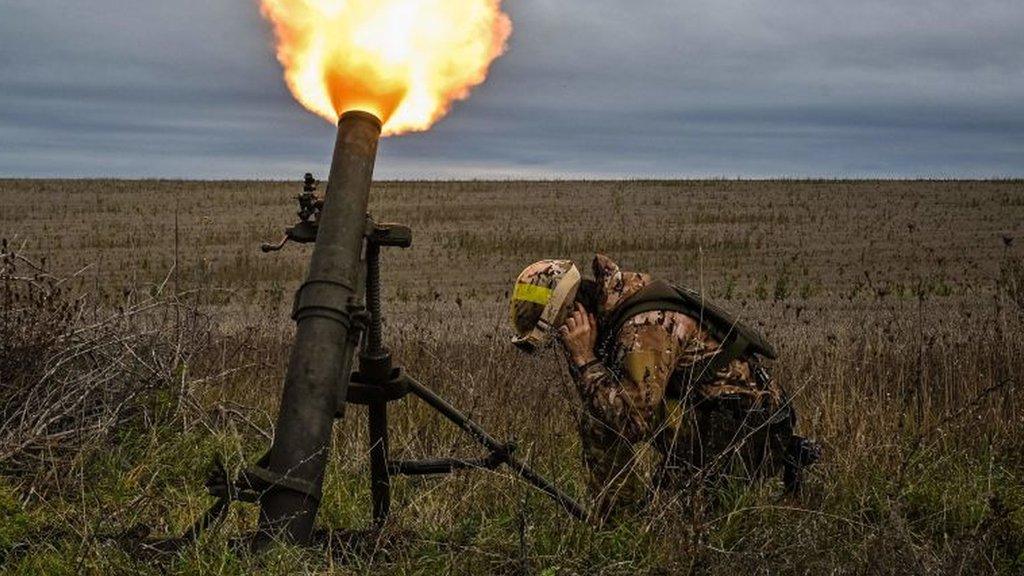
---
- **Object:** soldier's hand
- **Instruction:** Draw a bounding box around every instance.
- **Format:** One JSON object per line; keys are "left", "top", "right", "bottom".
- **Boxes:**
{"left": 559, "top": 303, "right": 598, "bottom": 367}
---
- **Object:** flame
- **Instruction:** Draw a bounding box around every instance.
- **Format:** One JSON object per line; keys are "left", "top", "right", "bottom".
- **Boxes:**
{"left": 260, "top": 0, "right": 512, "bottom": 135}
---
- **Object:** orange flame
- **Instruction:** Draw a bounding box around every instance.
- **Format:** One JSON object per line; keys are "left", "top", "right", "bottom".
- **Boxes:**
{"left": 260, "top": 0, "right": 512, "bottom": 135}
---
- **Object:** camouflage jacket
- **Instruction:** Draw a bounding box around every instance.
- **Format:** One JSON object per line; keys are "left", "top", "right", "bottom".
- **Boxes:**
{"left": 571, "top": 255, "right": 786, "bottom": 513}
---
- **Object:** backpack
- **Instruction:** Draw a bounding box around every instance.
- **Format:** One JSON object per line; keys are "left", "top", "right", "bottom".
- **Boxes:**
{"left": 595, "top": 280, "right": 819, "bottom": 492}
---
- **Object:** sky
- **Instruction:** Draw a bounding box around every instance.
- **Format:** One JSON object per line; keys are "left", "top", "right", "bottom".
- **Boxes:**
{"left": 1, "top": 0, "right": 1022, "bottom": 179}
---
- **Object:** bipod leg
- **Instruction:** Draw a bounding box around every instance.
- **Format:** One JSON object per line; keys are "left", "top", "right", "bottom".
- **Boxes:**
{"left": 368, "top": 399, "right": 390, "bottom": 523}
{"left": 361, "top": 239, "right": 393, "bottom": 525}
{"left": 402, "top": 375, "right": 589, "bottom": 522}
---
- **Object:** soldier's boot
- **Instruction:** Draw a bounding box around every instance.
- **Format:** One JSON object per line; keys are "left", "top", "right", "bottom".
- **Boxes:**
{"left": 783, "top": 436, "right": 821, "bottom": 495}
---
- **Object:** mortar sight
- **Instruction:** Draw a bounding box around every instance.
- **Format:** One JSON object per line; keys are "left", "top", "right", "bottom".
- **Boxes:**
{"left": 260, "top": 112, "right": 382, "bottom": 253}
{"left": 296, "top": 172, "right": 320, "bottom": 222}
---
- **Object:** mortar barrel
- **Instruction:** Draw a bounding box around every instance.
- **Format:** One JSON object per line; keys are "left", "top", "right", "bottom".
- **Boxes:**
{"left": 257, "top": 111, "right": 382, "bottom": 544}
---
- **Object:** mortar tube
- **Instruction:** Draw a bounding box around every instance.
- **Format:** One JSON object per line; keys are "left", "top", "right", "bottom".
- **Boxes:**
{"left": 256, "top": 111, "right": 382, "bottom": 544}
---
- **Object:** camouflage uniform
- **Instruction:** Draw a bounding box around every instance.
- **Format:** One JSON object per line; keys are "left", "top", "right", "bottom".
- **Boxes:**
{"left": 574, "top": 255, "right": 790, "bottom": 519}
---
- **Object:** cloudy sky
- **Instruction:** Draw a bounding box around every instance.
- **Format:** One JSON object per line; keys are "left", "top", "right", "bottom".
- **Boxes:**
{"left": 1, "top": 0, "right": 1022, "bottom": 178}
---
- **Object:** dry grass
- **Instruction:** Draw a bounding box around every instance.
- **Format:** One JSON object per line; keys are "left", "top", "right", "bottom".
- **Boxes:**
{"left": 1, "top": 179, "right": 1023, "bottom": 574}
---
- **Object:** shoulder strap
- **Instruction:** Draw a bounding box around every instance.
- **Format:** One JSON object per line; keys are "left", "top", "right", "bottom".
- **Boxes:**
{"left": 668, "top": 283, "right": 776, "bottom": 360}
{"left": 599, "top": 280, "right": 687, "bottom": 349}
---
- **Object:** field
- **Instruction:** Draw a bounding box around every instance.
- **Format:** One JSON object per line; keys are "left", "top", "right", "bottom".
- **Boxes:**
{"left": 2, "top": 179, "right": 1024, "bottom": 574}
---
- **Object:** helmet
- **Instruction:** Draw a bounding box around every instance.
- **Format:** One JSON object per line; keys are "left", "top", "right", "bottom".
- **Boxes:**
{"left": 509, "top": 259, "right": 581, "bottom": 352}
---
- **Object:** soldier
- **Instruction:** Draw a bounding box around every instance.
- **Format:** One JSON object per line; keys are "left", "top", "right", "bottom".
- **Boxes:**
{"left": 509, "top": 255, "right": 818, "bottom": 521}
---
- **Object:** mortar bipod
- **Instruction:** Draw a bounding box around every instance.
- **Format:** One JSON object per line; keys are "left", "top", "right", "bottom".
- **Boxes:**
{"left": 345, "top": 213, "right": 586, "bottom": 524}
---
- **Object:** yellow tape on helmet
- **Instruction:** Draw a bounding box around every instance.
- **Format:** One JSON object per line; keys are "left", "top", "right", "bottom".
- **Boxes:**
{"left": 512, "top": 282, "right": 553, "bottom": 306}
